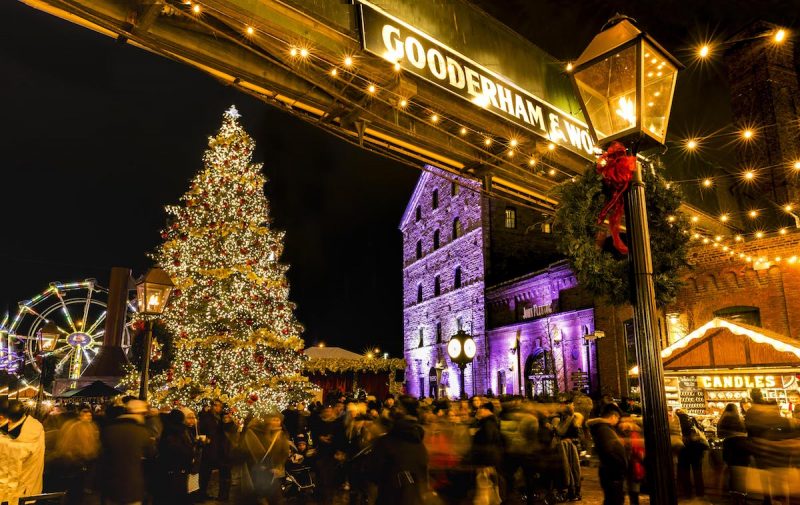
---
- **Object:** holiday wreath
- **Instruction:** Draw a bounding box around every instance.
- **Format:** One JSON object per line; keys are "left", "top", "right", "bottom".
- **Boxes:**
{"left": 554, "top": 147, "right": 690, "bottom": 307}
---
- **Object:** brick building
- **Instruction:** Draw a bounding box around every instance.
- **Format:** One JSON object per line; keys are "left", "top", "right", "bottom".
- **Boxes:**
{"left": 402, "top": 20, "right": 800, "bottom": 401}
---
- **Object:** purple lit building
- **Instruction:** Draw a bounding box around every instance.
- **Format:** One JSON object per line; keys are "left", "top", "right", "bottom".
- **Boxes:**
{"left": 401, "top": 166, "right": 598, "bottom": 399}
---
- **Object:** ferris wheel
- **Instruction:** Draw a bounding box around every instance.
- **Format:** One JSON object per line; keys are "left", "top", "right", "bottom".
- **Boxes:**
{"left": 0, "top": 280, "right": 136, "bottom": 380}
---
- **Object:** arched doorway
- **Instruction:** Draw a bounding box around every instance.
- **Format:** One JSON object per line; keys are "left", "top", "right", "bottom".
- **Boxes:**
{"left": 524, "top": 348, "right": 556, "bottom": 399}
{"left": 428, "top": 367, "right": 439, "bottom": 398}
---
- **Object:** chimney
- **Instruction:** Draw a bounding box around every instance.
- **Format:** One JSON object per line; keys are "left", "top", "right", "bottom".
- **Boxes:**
{"left": 81, "top": 267, "right": 132, "bottom": 379}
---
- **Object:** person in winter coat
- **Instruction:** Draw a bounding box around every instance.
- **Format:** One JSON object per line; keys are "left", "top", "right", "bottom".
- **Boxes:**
{"left": 2, "top": 400, "right": 46, "bottom": 502}
{"left": 617, "top": 418, "right": 645, "bottom": 505}
{"left": 217, "top": 409, "right": 240, "bottom": 501}
{"left": 588, "top": 403, "right": 627, "bottom": 505}
{"left": 154, "top": 409, "right": 196, "bottom": 505}
{"left": 367, "top": 395, "right": 430, "bottom": 505}
{"left": 241, "top": 413, "right": 291, "bottom": 505}
{"left": 676, "top": 409, "right": 708, "bottom": 499}
{"left": 717, "top": 403, "right": 748, "bottom": 501}
{"left": 197, "top": 399, "right": 224, "bottom": 500}
{"left": 48, "top": 411, "right": 101, "bottom": 505}
{"left": 99, "top": 399, "right": 157, "bottom": 505}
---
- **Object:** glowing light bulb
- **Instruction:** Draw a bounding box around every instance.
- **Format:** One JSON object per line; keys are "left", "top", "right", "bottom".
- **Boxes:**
{"left": 667, "top": 216, "right": 676, "bottom": 223}
{"left": 698, "top": 45, "right": 711, "bottom": 58}
{"left": 785, "top": 204, "right": 794, "bottom": 212}
{"left": 398, "top": 99, "right": 408, "bottom": 108}
{"left": 749, "top": 210, "right": 758, "bottom": 218}
{"left": 714, "top": 235, "right": 722, "bottom": 242}
{"left": 548, "top": 168, "right": 557, "bottom": 176}
{"left": 528, "top": 158, "right": 537, "bottom": 167}
{"left": 299, "top": 48, "right": 309, "bottom": 58}
{"left": 744, "top": 171, "right": 755, "bottom": 180}
{"left": 615, "top": 96, "right": 636, "bottom": 127}
{"left": 484, "top": 138, "right": 492, "bottom": 147}
{"left": 742, "top": 129, "right": 754, "bottom": 139}
{"left": 507, "top": 150, "right": 515, "bottom": 158}
{"left": 367, "top": 84, "right": 376, "bottom": 94}
{"left": 735, "top": 235, "right": 743, "bottom": 242}
{"left": 691, "top": 216, "right": 699, "bottom": 223}
{"left": 692, "top": 233, "right": 700, "bottom": 239}
{"left": 459, "top": 127, "right": 467, "bottom": 135}
{"left": 548, "top": 143, "right": 556, "bottom": 151}
{"left": 289, "top": 47, "right": 298, "bottom": 57}
{"left": 774, "top": 29, "right": 786, "bottom": 43}
{"left": 755, "top": 231, "right": 764, "bottom": 238}
{"left": 702, "top": 178, "right": 712, "bottom": 187}
{"left": 330, "top": 68, "right": 338, "bottom": 77}
{"left": 430, "top": 114, "right": 439, "bottom": 123}
{"left": 566, "top": 62, "right": 574, "bottom": 71}
{"left": 394, "top": 62, "right": 402, "bottom": 72}
{"left": 702, "top": 238, "right": 710, "bottom": 244}
{"left": 686, "top": 139, "right": 698, "bottom": 150}
{"left": 245, "top": 26, "right": 254, "bottom": 35}
{"left": 780, "top": 228, "right": 788, "bottom": 235}
{"left": 739, "top": 253, "right": 745, "bottom": 258}
{"left": 720, "top": 214, "right": 729, "bottom": 222}
{"left": 793, "top": 161, "right": 800, "bottom": 170}
{"left": 343, "top": 56, "right": 354, "bottom": 67}
{"left": 510, "top": 138, "right": 519, "bottom": 147}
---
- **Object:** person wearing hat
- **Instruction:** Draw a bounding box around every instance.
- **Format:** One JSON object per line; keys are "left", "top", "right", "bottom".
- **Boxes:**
{"left": 99, "top": 399, "right": 156, "bottom": 505}
{"left": 1, "top": 399, "right": 45, "bottom": 502}
{"left": 588, "top": 403, "right": 627, "bottom": 505}
{"left": 153, "top": 409, "right": 195, "bottom": 505}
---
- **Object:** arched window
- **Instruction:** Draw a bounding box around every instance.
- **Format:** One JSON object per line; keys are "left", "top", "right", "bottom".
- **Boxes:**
{"left": 433, "top": 230, "right": 440, "bottom": 250}
{"left": 434, "top": 276, "right": 441, "bottom": 296}
{"left": 436, "top": 323, "right": 442, "bottom": 343}
{"left": 418, "top": 328, "right": 424, "bottom": 348}
{"left": 415, "top": 205, "right": 421, "bottom": 222}
{"left": 451, "top": 181, "right": 459, "bottom": 196}
{"left": 505, "top": 207, "right": 517, "bottom": 229}
{"left": 454, "top": 266, "right": 462, "bottom": 288}
{"left": 415, "top": 240, "right": 422, "bottom": 260}
{"left": 432, "top": 189, "right": 439, "bottom": 209}
{"left": 452, "top": 217, "right": 461, "bottom": 240}
{"left": 417, "top": 284, "right": 423, "bottom": 303}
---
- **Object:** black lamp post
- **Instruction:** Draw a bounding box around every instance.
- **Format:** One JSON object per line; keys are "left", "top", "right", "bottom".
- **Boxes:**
{"left": 447, "top": 329, "right": 476, "bottom": 400}
{"left": 135, "top": 267, "right": 174, "bottom": 401}
{"left": 35, "top": 321, "right": 60, "bottom": 416}
{"left": 570, "top": 15, "right": 682, "bottom": 505}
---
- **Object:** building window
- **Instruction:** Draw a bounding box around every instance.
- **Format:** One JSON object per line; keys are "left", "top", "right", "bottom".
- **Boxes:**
{"left": 415, "top": 205, "right": 421, "bottom": 222}
{"left": 417, "top": 284, "right": 423, "bottom": 303}
{"left": 432, "top": 189, "right": 439, "bottom": 209}
{"left": 433, "top": 230, "right": 440, "bottom": 250}
{"left": 418, "top": 328, "right": 424, "bottom": 348}
{"left": 454, "top": 267, "right": 462, "bottom": 288}
{"left": 434, "top": 276, "right": 441, "bottom": 296}
{"left": 505, "top": 207, "right": 517, "bottom": 229}
{"left": 415, "top": 240, "right": 422, "bottom": 260}
{"left": 436, "top": 323, "right": 442, "bottom": 343}
{"left": 541, "top": 222, "right": 552, "bottom": 233}
{"left": 456, "top": 316, "right": 463, "bottom": 331}
{"left": 452, "top": 217, "right": 461, "bottom": 240}
{"left": 497, "top": 370, "right": 506, "bottom": 396}
{"left": 714, "top": 306, "right": 761, "bottom": 327}
{"left": 451, "top": 181, "right": 459, "bottom": 196}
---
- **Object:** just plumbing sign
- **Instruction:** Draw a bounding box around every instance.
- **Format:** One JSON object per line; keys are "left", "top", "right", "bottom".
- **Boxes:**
{"left": 358, "top": 1, "right": 595, "bottom": 159}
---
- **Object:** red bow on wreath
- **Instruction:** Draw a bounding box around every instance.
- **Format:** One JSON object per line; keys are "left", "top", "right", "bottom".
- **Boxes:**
{"left": 596, "top": 141, "right": 636, "bottom": 255}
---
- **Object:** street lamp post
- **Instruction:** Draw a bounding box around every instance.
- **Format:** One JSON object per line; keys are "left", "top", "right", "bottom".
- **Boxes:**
{"left": 135, "top": 267, "right": 174, "bottom": 401}
{"left": 570, "top": 15, "right": 682, "bottom": 505}
{"left": 447, "top": 329, "right": 476, "bottom": 400}
{"left": 35, "top": 321, "right": 59, "bottom": 416}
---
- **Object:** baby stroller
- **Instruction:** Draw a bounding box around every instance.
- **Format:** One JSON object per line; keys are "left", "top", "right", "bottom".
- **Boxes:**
{"left": 282, "top": 441, "right": 316, "bottom": 503}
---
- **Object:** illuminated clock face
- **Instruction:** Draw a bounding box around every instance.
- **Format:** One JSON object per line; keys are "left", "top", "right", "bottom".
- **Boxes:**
{"left": 464, "top": 338, "right": 477, "bottom": 359}
{"left": 447, "top": 338, "right": 462, "bottom": 359}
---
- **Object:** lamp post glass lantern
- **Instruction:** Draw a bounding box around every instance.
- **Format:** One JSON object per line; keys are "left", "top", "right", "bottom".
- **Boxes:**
{"left": 39, "top": 321, "right": 60, "bottom": 353}
{"left": 447, "top": 329, "right": 476, "bottom": 399}
{"left": 135, "top": 267, "right": 174, "bottom": 401}
{"left": 570, "top": 15, "right": 682, "bottom": 505}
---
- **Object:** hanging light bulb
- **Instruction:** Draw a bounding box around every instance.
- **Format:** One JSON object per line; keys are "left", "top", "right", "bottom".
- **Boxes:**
{"left": 484, "top": 137, "right": 493, "bottom": 147}
{"left": 510, "top": 138, "right": 519, "bottom": 147}
{"left": 698, "top": 44, "right": 711, "bottom": 58}
{"left": 743, "top": 170, "right": 755, "bottom": 181}
{"left": 367, "top": 84, "right": 376, "bottom": 94}
{"left": 528, "top": 157, "right": 537, "bottom": 167}
{"left": 343, "top": 56, "right": 354, "bottom": 67}
{"left": 748, "top": 209, "right": 758, "bottom": 218}
{"left": 330, "top": 68, "right": 338, "bottom": 77}
{"left": 245, "top": 26, "right": 255, "bottom": 35}
{"left": 774, "top": 29, "right": 787, "bottom": 43}
{"left": 192, "top": 3, "right": 201, "bottom": 13}
{"left": 702, "top": 178, "right": 713, "bottom": 187}
{"left": 430, "top": 113, "right": 439, "bottom": 123}
{"left": 784, "top": 204, "right": 794, "bottom": 212}
{"left": 742, "top": 129, "right": 754, "bottom": 140}
{"left": 459, "top": 127, "right": 467, "bottom": 136}
{"left": 719, "top": 214, "right": 729, "bottom": 222}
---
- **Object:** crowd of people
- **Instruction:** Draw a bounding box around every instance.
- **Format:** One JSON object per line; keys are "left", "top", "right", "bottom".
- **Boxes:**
{"left": 1, "top": 388, "right": 799, "bottom": 505}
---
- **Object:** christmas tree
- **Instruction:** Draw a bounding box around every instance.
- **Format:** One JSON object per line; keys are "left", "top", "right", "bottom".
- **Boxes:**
{"left": 147, "top": 106, "right": 314, "bottom": 417}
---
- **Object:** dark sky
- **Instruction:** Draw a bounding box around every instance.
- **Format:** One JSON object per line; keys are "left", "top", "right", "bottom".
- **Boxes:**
{"left": 1, "top": 1, "right": 796, "bottom": 356}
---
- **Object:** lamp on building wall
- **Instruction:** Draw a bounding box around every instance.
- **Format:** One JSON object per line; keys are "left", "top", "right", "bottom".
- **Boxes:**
{"left": 447, "top": 329, "right": 476, "bottom": 399}
{"left": 135, "top": 267, "right": 174, "bottom": 401}
{"left": 570, "top": 15, "right": 682, "bottom": 505}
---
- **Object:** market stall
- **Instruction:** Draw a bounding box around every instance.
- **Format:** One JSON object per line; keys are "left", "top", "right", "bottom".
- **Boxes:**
{"left": 632, "top": 318, "right": 800, "bottom": 417}
{"left": 303, "top": 346, "right": 406, "bottom": 401}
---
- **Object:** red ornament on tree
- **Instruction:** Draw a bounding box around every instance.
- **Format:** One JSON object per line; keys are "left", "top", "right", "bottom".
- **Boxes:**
{"left": 183, "top": 361, "right": 192, "bottom": 370}
{"left": 249, "top": 393, "right": 259, "bottom": 401}
{"left": 595, "top": 141, "right": 636, "bottom": 255}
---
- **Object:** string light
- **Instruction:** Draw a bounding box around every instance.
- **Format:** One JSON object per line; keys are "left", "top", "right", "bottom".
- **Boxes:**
{"left": 484, "top": 137, "right": 493, "bottom": 147}
{"left": 548, "top": 143, "right": 556, "bottom": 151}
{"left": 510, "top": 138, "right": 519, "bottom": 148}
{"left": 686, "top": 139, "right": 698, "bottom": 150}
{"left": 430, "top": 113, "right": 439, "bottom": 123}
{"left": 702, "top": 178, "right": 713, "bottom": 187}
{"left": 192, "top": 3, "right": 201, "bottom": 13}
{"left": 245, "top": 26, "right": 254, "bottom": 35}
{"left": 566, "top": 62, "right": 573, "bottom": 72}
{"left": 343, "top": 56, "right": 354, "bottom": 67}
{"left": 398, "top": 99, "right": 408, "bottom": 108}
{"left": 691, "top": 216, "right": 700, "bottom": 223}
{"left": 755, "top": 231, "right": 764, "bottom": 239}
{"left": 393, "top": 62, "right": 402, "bottom": 72}
{"left": 743, "top": 170, "right": 755, "bottom": 181}
{"left": 698, "top": 45, "right": 711, "bottom": 58}
{"left": 774, "top": 29, "right": 786, "bottom": 43}
{"left": 459, "top": 127, "right": 467, "bottom": 136}
{"left": 780, "top": 228, "right": 788, "bottom": 235}
{"left": 507, "top": 150, "right": 515, "bottom": 158}
{"left": 793, "top": 161, "right": 800, "bottom": 171}
{"left": 289, "top": 47, "right": 298, "bottom": 57}
{"left": 735, "top": 235, "right": 743, "bottom": 242}
{"left": 748, "top": 209, "right": 758, "bottom": 218}
{"left": 548, "top": 168, "right": 557, "bottom": 176}
{"left": 742, "top": 129, "right": 754, "bottom": 140}
{"left": 719, "top": 214, "right": 729, "bottom": 222}
{"left": 299, "top": 48, "right": 309, "bottom": 58}
{"left": 784, "top": 204, "right": 794, "bottom": 212}
{"left": 329, "top": 68, "right": 338, "bottom": 77}
{"left": 667, "top": 215, "right": 676, "bottom": 223}
{"left": 528, "top": 157, "right": 537, "bottom": 167}
{"left": 367, "top": 84, "right": 376, "bottom": 94}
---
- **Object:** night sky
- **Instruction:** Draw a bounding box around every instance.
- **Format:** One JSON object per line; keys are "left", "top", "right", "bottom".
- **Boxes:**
{"left": 1, "top": 1, "right": 796, "bottom": 356}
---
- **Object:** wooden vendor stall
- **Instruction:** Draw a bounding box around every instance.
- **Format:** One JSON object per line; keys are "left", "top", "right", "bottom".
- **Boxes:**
{"left": 303, "top": 346, "right": 406, "bottom": 401}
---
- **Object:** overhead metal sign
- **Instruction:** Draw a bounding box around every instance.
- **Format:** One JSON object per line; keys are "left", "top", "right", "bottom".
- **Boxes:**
{"left": 358, "top": 1, "right": 595, "bottom": 159}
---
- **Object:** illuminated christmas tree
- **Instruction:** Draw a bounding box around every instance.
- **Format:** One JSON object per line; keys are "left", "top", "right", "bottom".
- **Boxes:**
{"left": 147, "top": 106, "right": 314, "bottom": 416}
